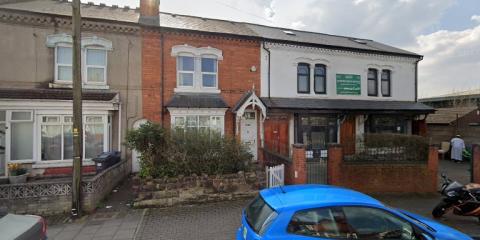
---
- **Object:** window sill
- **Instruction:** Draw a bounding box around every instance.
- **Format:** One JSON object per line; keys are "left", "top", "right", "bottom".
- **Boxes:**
{"left": 174, "top": 88, "right": 221, "bottom": 94}
{"left": 32, "top": 160, "right": 95, "bottom": 169}
{"left": 49, "top": 82, "right": 110, "bottom": 90}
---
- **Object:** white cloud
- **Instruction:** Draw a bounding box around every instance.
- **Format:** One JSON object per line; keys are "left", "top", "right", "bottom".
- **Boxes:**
{"left": 472, "top": 15, "right": 480, "bottom": 23}
{"left": 411, "top": 21, "right": 480, "bottom": 97}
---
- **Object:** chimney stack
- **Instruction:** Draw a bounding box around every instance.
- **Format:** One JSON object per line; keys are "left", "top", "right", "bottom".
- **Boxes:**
{"left": 139, "top": 0, "right": 160, "bottom": 25}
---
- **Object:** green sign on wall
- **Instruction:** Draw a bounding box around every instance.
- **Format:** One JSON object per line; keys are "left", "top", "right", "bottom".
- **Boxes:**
{"left": 336, "top": 74, "right": 361, "bottom": 95}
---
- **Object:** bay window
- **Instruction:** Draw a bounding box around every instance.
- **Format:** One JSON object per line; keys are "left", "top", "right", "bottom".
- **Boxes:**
{"left": 40, "top": 115, "right": 108, "bottom": 161}
{"left": 173, "top": 115, "right": 224, "bottom": 135}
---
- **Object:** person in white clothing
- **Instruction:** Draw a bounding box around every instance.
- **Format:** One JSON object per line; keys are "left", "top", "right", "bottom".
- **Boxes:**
{"left": 450, "top": 135, "right": 465, "bottom": 163}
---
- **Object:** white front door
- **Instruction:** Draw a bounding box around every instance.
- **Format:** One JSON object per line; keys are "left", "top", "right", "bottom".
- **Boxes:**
{"left": 132, "top": 119, "right": 148, "bottom": 173}
{"left": 241, "top": 111, "right": 258, "bottom": 160}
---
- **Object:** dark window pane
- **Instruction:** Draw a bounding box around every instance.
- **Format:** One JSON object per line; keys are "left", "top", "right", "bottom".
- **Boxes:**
{"left": 178, "top": 56, "right": 194, "bottom": 71}
{"left": 368, "top": 80, "right": 377, "bottom": 95}
{"left": 297, "top": 64, "right": 309, "bottom": 75}
{"left": 202, "top": 74, "right": 216, "bottom": 87}
{"left": 343, "top": 207, "right": 416, "bottom": 240}
{"left": 382, "top": 80, "right": 390, "bottom": 96}
{"left": 368, "top": 69, "right": 377, "bottom": 80}
{"left": 288, "top": 207, "right": 350, "bottom": 238}
{"left": 315, "top": 76, "right": 325, "bottom": 93}
{"left": 314, "top": 65, "right": 325, "bottom": 75}
{"left": 245, "top": 196, "right": 277, "bottom": 235}
{"left": 298, "top": 75, "right": 309, "bottom": 92}
{"left": 381, "top": 70, "right": 390, "bottom": 80}
{"left": 201, "top": 58, "right": 217, "bottom": 72}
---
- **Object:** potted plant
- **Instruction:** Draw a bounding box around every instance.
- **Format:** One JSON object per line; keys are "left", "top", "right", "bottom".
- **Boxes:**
{"left": 7, "top": 163, "right": 28, "bottom": 184}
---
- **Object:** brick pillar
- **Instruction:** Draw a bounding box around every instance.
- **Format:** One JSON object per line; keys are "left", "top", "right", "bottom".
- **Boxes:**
{"left": 328, "top": 144, "right": 343, "bottom": 185}
{"left": 291, "top": 144, "right": 307, "bottom": 184}
{"left": 427, "top": 146, "right": 439, "bottom": 192}
{"left": 473, "top": 145, "right": 480, "bottom": 183}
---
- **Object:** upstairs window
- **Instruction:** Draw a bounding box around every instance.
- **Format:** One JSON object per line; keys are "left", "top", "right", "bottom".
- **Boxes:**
{"left": 297, "top": 63, "right": 310, "bottom": 93}
{"left": 47, "top": 34, "right": 112, "bottom": 88}
{"left": 86, "top": 48, "right": 107, "bottom": 84}
{"left": 381, "top": 69, "right": 391, "bottom": 97}
{"left": 367, "top": 68, "right": 378, "bottom": 96}
{"left": 171, "top": 45, "right": 223, "bottom": 92}
{"left": 177, "top": 56, "right": 195, "bottom": 87}
{"left": 56, "top": 46, "right": 73, "bottom": 82}
{"left": 314, "top": 64, "right": 326, "bottom": 94}
{"left": 201, "top": 57, "right": 218, "bottom": 88}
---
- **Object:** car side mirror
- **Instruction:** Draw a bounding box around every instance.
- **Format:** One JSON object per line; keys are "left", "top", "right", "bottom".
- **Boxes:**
{"left": 441, "top": 172, "right": 447, "bottom": 178}
{"left": 421, "top": 233, "right": 434, "bottom": 240}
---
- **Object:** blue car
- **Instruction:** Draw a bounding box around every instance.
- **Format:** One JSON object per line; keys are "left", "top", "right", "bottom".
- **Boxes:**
{"left": 237, "top": 185, "right": 472, "bottom": 240}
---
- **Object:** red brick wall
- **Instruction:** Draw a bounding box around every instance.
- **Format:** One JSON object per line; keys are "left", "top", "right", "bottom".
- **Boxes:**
{"left": 141, "top": 29, "right": 261, "bottom": 137}
{"left": 285, "top": 144, "right": 307, "bottom": 185}
{"left": 327, "top": 145, "right": 438, "bottom": 193}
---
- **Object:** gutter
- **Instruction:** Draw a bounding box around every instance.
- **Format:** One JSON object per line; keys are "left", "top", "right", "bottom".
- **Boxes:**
{"left": 262, "top": 42, "right": 271, "bottom": 98}
{"left": 161, "top": 32, "right": 165, "bottom": 124}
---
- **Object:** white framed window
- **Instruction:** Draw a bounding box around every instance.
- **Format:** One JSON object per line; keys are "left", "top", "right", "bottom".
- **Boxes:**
{"left": 47, "top": 34, "right": 112, "bottom": 88}
{"left": 171, "top": 45, "right": 223, "bottom": 93}
{"left": 38, "top": 114, "right": 108, "bottom": 161}
{"left": 177, "top": 55, "right": 195, "bottom": 88}
{"left": 86, "top": 48, "right": 107, "bottom": 84}
{"left": 9, "top": 111, "right": 34, "bottom": 161}
{"left": 172, "top": 115, "right": 224, "bottom": 135}
{"left": 55, "top": 46, "right": 73, "bottom": 82}
{"left": 201, "top": 56, "right": 218, "bottom": 88}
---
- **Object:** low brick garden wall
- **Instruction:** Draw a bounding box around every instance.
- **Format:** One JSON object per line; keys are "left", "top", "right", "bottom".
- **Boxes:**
{"left": 133, "top": 169, "right": 265, "bottom": 208}
{"left": 0, "top": 160, "right": 128, "bottom": 215}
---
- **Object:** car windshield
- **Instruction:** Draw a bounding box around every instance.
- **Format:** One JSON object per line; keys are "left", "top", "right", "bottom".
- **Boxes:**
{"left": 245, "top": 195, "right": 277, "bottom": 235}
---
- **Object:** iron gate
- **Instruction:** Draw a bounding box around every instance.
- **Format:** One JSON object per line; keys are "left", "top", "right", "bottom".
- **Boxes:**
{"left": 306, "top": 148, "right": 328, "bottom": 184}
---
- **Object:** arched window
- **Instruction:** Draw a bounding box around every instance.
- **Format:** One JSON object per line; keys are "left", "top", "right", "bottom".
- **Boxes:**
{"left": 381, "top": 69, "right": 391, "bottom": 97}
{"left": 367, "top": 68, "right": 378, "bottom": 96}
{"left": 297, "top": 63, "right": 310, "bottom": 93}
{"left": 314, "top": 64, "right": 326, "bottom": 94}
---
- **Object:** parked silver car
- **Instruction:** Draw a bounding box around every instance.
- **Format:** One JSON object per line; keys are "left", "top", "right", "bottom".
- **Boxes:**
{"left": 0, "top": 211, "right": 47, "bottom": 240}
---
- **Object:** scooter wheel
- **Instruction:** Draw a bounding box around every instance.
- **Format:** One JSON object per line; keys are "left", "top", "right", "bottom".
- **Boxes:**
{"left": 432, "top": 203, "right": 448, "bottom": 218}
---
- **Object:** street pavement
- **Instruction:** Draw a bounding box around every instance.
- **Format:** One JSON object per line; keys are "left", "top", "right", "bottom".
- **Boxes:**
{"left": 47, "top": 160, "right": 479, "bottom": 240}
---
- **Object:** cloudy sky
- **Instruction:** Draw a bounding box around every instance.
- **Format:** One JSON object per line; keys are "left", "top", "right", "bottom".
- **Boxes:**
{"left": 88, "top": 0, "right": 480, "bottom": 98}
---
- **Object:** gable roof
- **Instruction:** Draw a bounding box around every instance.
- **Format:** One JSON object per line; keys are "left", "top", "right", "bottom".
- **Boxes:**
{"left": 165, "top": 93, "right": 228, "bottom": 109}
{"left": 0, "top": 0, "right": 420, "bottom": 58}
{"left": 426, "top": 107, "right": 478, "bottom": 124}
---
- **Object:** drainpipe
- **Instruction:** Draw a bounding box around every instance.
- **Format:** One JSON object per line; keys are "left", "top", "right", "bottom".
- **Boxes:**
{"left": 161, "top": 32, "right": 165, "bottom": 124}
{"left": 414, "top": 56, "right": 423, "bottom": 102}
{"left": 262, "top": 42, "right": 271, "bottom": 98}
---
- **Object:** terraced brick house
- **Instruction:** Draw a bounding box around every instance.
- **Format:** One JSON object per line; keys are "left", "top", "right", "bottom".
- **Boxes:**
{"left": 0, "top": 0, "right": 143, "bottom": 178}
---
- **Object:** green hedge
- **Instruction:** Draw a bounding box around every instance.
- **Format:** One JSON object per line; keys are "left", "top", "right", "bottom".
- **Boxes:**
{"left": 125, "top": 122, "right": 252, "bottom": 178}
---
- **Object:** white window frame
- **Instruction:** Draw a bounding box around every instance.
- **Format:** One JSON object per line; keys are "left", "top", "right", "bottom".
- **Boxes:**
{"left": 83, "top": 114, "right": 109, "bottom": 160}
{"left": 171, "top": 45, "right": 223, "bottom": 93}
{"left": 176, "top": 54, "right": 196, "bottom": 89}
{"left": 38, "top": 115, "right": 71, "bottom": 161}
{"left": 54, "top": 44, "right": 73, "bottom": 83}
{"left": 169, "top": 108, "right": 227, "bottom": 135}
{"left": 85, "top": 47, "right": 108, "bottom": 85}
{"left": 201, "top": 55, "right": 218, "bottom": 89}
{"left": 7, "top": 110, "right": 35, "bottom": 163}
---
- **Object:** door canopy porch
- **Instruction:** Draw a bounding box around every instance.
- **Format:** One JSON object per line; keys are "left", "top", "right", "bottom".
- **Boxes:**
{"left": 232, "top": 90, "right": 266, "bottom": 120}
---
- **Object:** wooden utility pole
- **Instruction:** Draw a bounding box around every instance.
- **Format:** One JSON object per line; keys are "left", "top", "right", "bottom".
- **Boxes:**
{"left": 71, "top": 0, "right": 83, "bottom": 218}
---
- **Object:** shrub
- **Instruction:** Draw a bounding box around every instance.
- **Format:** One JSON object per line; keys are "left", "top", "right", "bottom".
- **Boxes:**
{"left": 126, "top": 122, "right": 252, "bottom": 178}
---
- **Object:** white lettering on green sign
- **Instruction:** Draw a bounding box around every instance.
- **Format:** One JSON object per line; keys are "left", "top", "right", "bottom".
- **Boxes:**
{"left": 336, "top": 74, "right": 361, "bottom": 95}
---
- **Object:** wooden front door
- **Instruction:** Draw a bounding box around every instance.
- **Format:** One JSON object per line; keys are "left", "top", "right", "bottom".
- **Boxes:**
{"left": 264, "top": 116, "right": 289, "bottom": 156}
{"left": 340, "top": 115, "right": 356, "bottom": 155}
